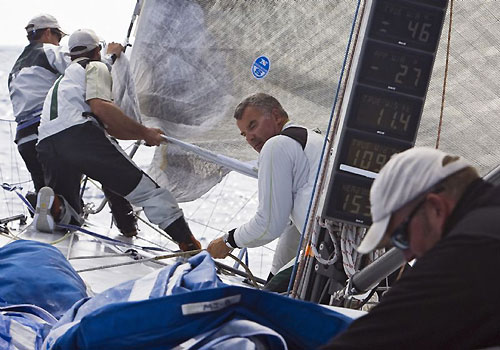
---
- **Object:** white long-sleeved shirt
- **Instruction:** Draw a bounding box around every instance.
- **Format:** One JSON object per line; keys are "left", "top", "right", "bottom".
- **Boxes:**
{"left": 8, "top": 42, "right": 69, "bottom": 124}
{"left": 234, "top": 122, "right": 323, "bottom": 249}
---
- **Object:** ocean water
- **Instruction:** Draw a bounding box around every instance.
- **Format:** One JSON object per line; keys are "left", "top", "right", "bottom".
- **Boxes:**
{"left": 0, "top": 46, "right": 273, "bottom": 279}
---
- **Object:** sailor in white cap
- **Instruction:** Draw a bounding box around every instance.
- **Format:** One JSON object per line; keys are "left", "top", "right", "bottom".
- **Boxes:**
{"left": 9, "top": 17, "right": 140, "bottom": 237}
{"left": 324, "top": 147, "right": 500, "bottom": 349}
{"left": 35, "top": 28, "right": 201, "bottom": 252}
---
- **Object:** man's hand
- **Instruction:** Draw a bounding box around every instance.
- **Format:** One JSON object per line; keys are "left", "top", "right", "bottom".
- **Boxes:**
{"left": 143, "top": 127, "right": 165, "bottom": 146}
{"left": 207, "top": 237, "right": 233, "bottom": 258}
{"left": 106, "top": 42, "right": 124, "bottom": 58}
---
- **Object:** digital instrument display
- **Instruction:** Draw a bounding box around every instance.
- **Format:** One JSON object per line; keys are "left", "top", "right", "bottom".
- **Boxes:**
{"left": 370, "top": 0, "right": 445, "bottom": 52}
{"left": 323, "top": 174, "right": 372, "bottom": 225}
{"left": 321, "top": 0, "right": 447, "bottom": 227}
{"left": 359, "top": 41, "right": 433, "bottom": 97}
{"left": 347, "top": 86, "right": 422, "bottom": 141}
{"left": 339, "top": 131, "right": 410, "bottom": 175}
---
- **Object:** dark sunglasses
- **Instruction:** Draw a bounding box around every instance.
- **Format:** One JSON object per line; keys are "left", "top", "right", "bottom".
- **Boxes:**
{"left": 390, "top": 185, "right": 444, "bottom": 250}
{"left": 50, "top": 28, "right": 63, "bottom": 41}
{"left": 390, "top": 199, "right": 426, "bottom": 250}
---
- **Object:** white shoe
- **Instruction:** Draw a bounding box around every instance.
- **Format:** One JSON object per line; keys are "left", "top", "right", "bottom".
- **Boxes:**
{"left": 33, "top": 187, "right": 55, "bottom": 233}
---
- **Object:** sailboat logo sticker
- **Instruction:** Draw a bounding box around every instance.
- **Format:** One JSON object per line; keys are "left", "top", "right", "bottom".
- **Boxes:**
{"left": 252, "top": 55, "right": 270, "bottom": 79}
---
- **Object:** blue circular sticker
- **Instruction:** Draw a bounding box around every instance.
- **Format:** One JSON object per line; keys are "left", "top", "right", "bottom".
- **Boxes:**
{"left": 251, "top": 55, "right": 270, "bottom": 79}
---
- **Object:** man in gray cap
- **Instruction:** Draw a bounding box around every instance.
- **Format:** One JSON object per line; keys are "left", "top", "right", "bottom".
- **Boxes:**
{"left": 324, "top": 147, "right": 500, "bottom": 349}
{"left": 9, "top": 14, "right": 139, "bottom": 237}
{"left": 35, "top": 29, "right": 201, "bottom": 252}
{"left": 9, "top": 14, "right": 67, "bottom": 192}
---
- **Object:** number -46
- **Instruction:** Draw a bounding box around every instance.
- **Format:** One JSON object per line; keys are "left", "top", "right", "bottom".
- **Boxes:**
{"left": 408, "top": 20, "right": 431, "bottom": 43}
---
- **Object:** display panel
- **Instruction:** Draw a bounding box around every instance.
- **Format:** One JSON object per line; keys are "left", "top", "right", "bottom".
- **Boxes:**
{"left": 347, "top": 85, "right": 422, "bottom": 141}
{"left": 370, "top": 0, "right": 445, "bottom": 52}
{"left": 338, "top": 130, "right": 411, "bottom": 176}
{"left": 359, "top": 41, "right": 433, "bottom": 97}
{"left": 322, "top": 174, "right": 373, "bottom": 225}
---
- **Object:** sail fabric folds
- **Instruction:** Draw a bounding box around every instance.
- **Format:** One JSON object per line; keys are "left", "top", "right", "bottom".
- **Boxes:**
{"left": 0, "top": 304, "right": 57, "bottom": 350}
{"left": 415, "top": 2, "right": 500, "bottom": 174}
{"left": 126, "top": 0, "right": 356, "bottom": 200}
{"left": 44, "top": 251, "right": 352, "bottom": 349}
{"left": 0, "top": 240, "right": 88, "bottom": 319}
{"left": 121, "top": 0, "right": 500, "bottom": 202}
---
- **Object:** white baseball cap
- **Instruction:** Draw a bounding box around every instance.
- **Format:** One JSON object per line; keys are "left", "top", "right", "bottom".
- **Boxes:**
{"left": 357, "top": 147, "right": 471, "bottom": 254}
{"left": 68, "top": 29, "right": 101, "bottom": 55}
{"left": 25, "top": 14, "right": 65, "bottom": 34}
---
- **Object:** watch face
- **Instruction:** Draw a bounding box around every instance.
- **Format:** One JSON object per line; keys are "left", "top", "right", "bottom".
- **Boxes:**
{"left": 347, "top": 86, "right": 422, "bottom": 142}
{"left": 369, "top": 0, "right": 446, "bottom": 52}
{"left": 359, "top": 41, "right": 434, "bottom": 97}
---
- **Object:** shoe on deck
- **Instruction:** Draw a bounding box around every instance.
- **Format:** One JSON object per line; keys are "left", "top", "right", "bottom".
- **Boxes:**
{"left": 33, "top": 187, "right": 55, "bottom": 233}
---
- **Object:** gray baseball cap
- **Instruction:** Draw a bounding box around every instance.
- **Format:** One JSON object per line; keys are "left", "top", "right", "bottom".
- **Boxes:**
{"left": 25, "top": 14, "right": 65, "bottom": 35}
{"left": 68, "top": 29, "right": 101, "bottom": 55}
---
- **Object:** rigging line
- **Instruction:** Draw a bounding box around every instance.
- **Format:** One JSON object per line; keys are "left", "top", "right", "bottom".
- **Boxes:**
{"left": 0, "top": 119, "right": 16, "bottom": 123}
{"left": 435, "top": 0, "right": 454, "bottom": 149}
{"left": 219, "top": 188, "right": 258, "bottom": 233}
{"left": 134, "top": 234, "right": 171, "bottom": 251}
{"left": 133, "top": 233, "right": 175, "bottom": 252}
{"left": 227, "top": 252, "right": 260, "bottom": 289}
{"left": 200, "top": 173, "right": 230, "bottom": 237}
{"left": 288, "top": 0, "right": 364, "bottom": 297}
{"left": 57, "top": 223, "right": 165, "bottom": 252}
{"left": 3, "top": 180, "right": 31, "bottom": 187}
{"left": 66, "top": 231, "right": 76, "bottom": 259}
{"left": 69, "top": 252, "right": 133, "bottom": 260}
{"left": 76, "top": 249, "right": 202, "bottom": 273}
{"left": 186, "top": 177, "right": 222, "bottom": 221}
{"left": 48, "top": 232, "right": 72, "bottom": 246}
{"left": 134, "top": 213, "right": 176, "bottom": 244}
{"left": 9, "top": 124, "right": 23, "bottom": 196}
{"left": 2, "top": 124, "right": 19, "bottom": 216}
{"left": 0, "top": 231, "right": 18, "bottom": 242}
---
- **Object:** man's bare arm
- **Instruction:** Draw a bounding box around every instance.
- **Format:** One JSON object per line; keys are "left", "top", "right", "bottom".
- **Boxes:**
{"left": 88, "top": 98, "right": 164, "bottom": 146}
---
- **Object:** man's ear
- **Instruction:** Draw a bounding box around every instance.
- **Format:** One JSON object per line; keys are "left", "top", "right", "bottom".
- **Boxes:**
{"left": 425, "top": 193, "right": 453, "bottom": 233}
{"left": 271, "top": 107, "right": 286, "bottom": 124}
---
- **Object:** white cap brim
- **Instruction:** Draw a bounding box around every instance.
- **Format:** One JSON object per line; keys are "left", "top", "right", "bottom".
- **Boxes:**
{"left": 357, "top": 215, "right": 391, "bottom": 254}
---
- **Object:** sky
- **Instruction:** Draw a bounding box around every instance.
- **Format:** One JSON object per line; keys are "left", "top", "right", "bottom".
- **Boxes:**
{"left": 0, "top": 0, "right": 138, "bottom": 47}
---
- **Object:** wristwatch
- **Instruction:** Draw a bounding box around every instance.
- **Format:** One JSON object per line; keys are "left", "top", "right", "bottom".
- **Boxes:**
{"left": 222, "top": 233, "right": 233, "bottom": 249}
{"left": 105, "top": 53, "right": 117, "bottom": 64}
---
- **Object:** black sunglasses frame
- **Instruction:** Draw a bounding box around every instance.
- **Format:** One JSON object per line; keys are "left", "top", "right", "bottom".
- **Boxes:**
{"left": 390, "top": 198, "right": 426, "bottom": 250}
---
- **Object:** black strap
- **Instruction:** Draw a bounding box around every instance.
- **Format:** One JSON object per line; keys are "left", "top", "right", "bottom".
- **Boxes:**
{"left": 280, "top": 126, "right": 307, "bottom": 150}
{"left": 77, "top": 58, "right": 91, "bottom": 69}
{"left": 227, "top": 228, "right": 239, "bottom": 248}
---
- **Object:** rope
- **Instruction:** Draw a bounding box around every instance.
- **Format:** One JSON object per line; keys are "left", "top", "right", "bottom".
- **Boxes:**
{"left": 435, "top": 0, "right": 454, "bottom": 149}
{"left": 57, "top": 223, "right": 164, "bottom": 252}
{"left": 289, "top": 0, "right": 365, "bottom": 297}
{"left": 309, "top": 219, "right": 340, "bottom": 266}
{"left": 76, "top": 249, "right": 202, "bottom": 273}
{"left": 48, "top": 232, "right": 72, "bottom": 245}
{"left": 0, "top": 231, "right": 18, "bottom": 242}
{"left": 70, "top": 252, "right": 134, "bottom": 260}
{"left": 134, "top": 214, "right": 175, "bottom": 243}
{"left": 227, "top": 252, "right": 260, "bottom": 289}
